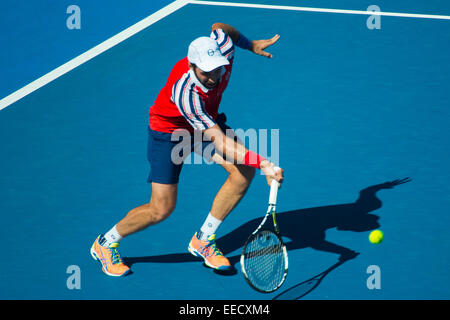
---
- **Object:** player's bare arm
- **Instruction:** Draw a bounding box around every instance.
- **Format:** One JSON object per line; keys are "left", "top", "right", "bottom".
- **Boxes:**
{"left": 212, "top": 22, "right": 280, "bottom": 58}
{"left": 204, "top": 124, "right": 284, "bottom": 187}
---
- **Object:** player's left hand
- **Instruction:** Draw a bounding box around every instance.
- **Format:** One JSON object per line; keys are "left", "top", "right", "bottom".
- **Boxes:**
{"left": 251, "top": 34, "right": 280, "bottom": 58}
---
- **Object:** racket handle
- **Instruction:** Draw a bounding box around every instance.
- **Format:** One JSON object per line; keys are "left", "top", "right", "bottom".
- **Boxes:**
{"left": 269, "top": 166, "right": 280, "bottom": 205}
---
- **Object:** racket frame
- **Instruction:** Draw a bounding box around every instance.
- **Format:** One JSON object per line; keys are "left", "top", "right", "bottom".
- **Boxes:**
{"left": 240, "top": 176, "right": 289, "bottom": 293}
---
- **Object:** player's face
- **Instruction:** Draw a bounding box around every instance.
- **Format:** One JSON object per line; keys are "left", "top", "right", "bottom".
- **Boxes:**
{"left": 193, "top": 65, "right": 222, "bottom": 89}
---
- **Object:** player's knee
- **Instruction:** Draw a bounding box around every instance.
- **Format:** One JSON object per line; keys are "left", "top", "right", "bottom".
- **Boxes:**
{"left": 148, "top": 197, "right": 176, "bottom": 222}
{"left": 155, "top": 202, "right": 176, "bottom": 221}
{"left": 242, "top": 166, "right": 256, "bottom": 184}
{"left": 230, "top": 165, "right": 255, "bottom": 190}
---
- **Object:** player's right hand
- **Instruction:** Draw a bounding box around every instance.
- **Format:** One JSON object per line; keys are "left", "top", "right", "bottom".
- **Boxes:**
{"left": 260, "top": 160, "right": 284, "bottom": 187}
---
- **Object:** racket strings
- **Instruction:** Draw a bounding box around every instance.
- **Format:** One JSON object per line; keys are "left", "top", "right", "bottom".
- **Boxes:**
{"left": 243, "top": 230, "right": 286, "bottom": 292}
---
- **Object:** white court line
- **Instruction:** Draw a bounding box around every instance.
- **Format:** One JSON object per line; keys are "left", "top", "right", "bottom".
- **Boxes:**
{"left": 2, "top": 0, "right": 450, "bottom": 111}
{"left": 190, "top": 0, "right": 450, "bottom": 20}
{"left": 0, "top": 0, "right": 190, "bottom": 112}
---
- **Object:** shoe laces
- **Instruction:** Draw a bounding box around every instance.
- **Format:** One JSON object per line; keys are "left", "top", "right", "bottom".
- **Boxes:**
{"left": 109, "top": 243, "right": 123, "bottom": 265}
{"left": 201, "top": 235, "right": 224, "bottom": 257}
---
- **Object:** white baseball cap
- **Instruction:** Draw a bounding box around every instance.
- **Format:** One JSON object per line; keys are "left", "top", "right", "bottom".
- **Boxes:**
{"left": 187, "top": 37, "right": 230, "bottom": 72}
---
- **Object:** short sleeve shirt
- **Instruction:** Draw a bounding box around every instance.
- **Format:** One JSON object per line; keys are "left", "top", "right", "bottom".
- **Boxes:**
{"left": 149, "top": 29, "right": 235, "bottom": 133}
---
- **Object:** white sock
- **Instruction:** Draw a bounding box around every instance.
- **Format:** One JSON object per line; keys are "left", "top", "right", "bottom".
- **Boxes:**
{"left": 198, "top": 213, "right": 222, "bottom": 240}
{"left": 102, "top": 225, "right": 123, "bottom": 247}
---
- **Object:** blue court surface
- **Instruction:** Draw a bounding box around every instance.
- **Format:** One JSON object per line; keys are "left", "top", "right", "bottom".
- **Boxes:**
{"left": 1, "top": 0, "right": 449, "bottom": 300}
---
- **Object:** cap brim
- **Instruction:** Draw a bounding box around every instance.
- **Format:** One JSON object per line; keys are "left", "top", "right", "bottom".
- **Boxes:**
{"left": 197, "top": 57, "right": 230, "bottom": 72}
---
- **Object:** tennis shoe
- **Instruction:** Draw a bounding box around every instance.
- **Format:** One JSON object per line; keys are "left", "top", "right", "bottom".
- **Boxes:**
{"left": 188, "top": 233, "right": 232, "bottom": 271}
{"left": 90, "top": 235, "right": 131, "bottom": 277}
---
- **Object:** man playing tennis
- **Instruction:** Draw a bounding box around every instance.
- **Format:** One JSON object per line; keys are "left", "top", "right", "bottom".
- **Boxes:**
{"left": 91, "top": 23, "right": 284, "bottom": 276}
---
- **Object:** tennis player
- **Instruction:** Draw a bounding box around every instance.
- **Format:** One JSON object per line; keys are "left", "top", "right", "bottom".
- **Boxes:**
{"left": 91, "top": 23, "right": 284, "bottom": 276}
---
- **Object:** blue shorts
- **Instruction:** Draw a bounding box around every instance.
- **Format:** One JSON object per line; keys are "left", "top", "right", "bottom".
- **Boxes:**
{"left": 147, "top": 113, "right": 231, "bottom": 184}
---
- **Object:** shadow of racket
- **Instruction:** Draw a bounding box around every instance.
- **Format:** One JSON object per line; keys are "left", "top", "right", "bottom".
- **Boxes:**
{"left": 272, "top": 252, "right": 358, "bottom": 300}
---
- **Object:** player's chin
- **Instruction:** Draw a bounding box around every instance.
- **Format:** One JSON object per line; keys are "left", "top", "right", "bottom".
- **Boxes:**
{"left": 205, "top": 82, "right": 218, "bottom": 89}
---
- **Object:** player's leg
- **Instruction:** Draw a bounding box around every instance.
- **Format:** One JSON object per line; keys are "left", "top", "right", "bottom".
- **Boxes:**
{"left": 91, "top": 183, "right": 177, "bottom": 276}
{"left": 112, "top": 126, "right": 185, "bottom": 237}
{"left": 188, "top": 152, "right": 255, "bottom": 270}
{"left": 116, "top": 183, "right": 177, "bottom": 237}
{"left": 91, "top": 127, "right": 183, "bottom": 276}
{"left": 199, "top": 114, "right": 255, "bottom": 233}
{"left": 209, "top": 157, "right": 256, "bottom": 221}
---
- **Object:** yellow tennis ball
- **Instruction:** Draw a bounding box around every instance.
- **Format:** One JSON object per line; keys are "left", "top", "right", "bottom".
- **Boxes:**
{"left": 369, "top": 230, "right": 384, "bottom": 244}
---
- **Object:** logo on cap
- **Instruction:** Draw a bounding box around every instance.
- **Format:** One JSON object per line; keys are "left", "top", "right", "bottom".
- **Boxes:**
{"left": 207, "top": 49, "right": 215, "bottom": 56}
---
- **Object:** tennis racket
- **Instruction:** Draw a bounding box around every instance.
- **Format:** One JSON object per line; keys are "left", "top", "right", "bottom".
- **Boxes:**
{"left": 240, "top": 167, "right": 288, "bottom": 293}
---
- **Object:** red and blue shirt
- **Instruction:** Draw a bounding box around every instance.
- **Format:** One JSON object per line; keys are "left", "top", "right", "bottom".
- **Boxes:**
{"left": 149, "top": 29, "right": 234, "bottom": 133}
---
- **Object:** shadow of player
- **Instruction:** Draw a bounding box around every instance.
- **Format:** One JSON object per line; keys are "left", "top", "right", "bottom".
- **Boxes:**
{"left": 218, "top": 178, "right": 411, "bottom": 264}
{"left": 124, "top": 178, "right": 411, "bottom": 281}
